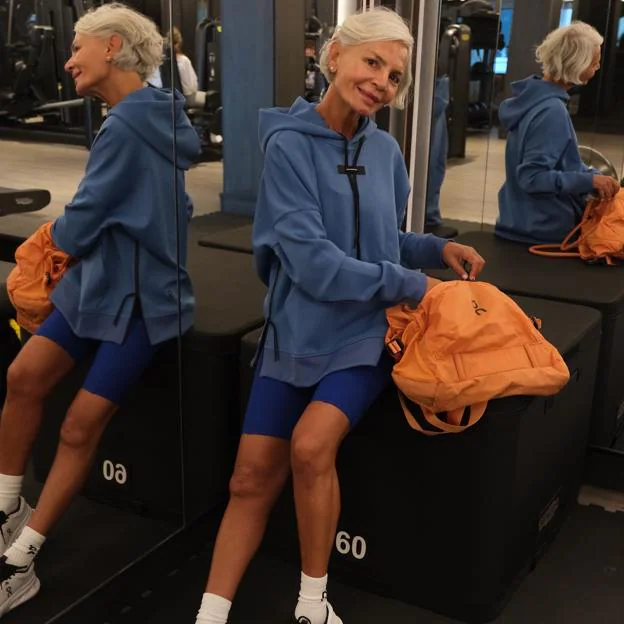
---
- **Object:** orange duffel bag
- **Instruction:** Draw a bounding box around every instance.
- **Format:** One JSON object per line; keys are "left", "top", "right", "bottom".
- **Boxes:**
{"left": 7, "top": 222, "right": 73, "bottom": 333}
{"left": 385, "top": 281, "right": 570, "bottom": 435}
{"left": 529, "top": 189, "right": 624, "bottom": 265}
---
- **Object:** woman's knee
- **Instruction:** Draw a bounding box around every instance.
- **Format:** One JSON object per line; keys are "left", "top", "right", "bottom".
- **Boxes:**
{"left": 6, "top": 358, "right": 46, "bottom": 401}
{"left": 59, "top": 411, "right": 101, "bottom": 450}
{"left": 229, "top": 459, "right": 287, "bottom": 501}
{"left": 291, "top": 432, "right": 334, "bottom": 479}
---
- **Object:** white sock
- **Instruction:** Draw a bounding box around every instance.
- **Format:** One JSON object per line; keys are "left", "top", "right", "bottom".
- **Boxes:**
{"left": 294, "top": 572, "right": 328, "bottom": 624}
{"left": 195, "top": 592, "right": 232, "bottom": 624}
{"left": 4, "top": 526, "right": 45, "bottom": 567}
{"left": 0, "top": 474, "right": 23, "bottom": 512}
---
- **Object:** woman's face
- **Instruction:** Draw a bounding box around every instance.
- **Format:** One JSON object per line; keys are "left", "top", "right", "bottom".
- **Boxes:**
{"left": 579, "top": 46, "right": 601, "bottom": 84}
{"left": 329, "top": 40, "right": 408, "bottom": 115}
{"left": 64, "top": 33, "right": 116, "bottom": 97}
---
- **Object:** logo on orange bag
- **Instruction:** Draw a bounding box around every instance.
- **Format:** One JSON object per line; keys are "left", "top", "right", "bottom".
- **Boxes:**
{"left": 472, "top": 300, "right": 487, "bottom": 316}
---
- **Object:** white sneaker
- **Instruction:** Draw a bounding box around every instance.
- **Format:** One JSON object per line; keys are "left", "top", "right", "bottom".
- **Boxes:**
{"left": 0, "top": 498, "right": 32, "bottom": 556}
{"left": 293, "top": 600, "right": 343, "bottom": 624}
{"left": 0, "top": 555, "right": 40, "bottom": 616}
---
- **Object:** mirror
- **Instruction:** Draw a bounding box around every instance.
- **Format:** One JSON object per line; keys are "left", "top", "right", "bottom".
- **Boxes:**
{"left": 0, "top": 0, "right": 187, "bottom": 620}
{"left": 479, "top": 0, "right": 616, "bottom": 236}
{"left": 425, "top": 0, "right": 504, "bottom": 236}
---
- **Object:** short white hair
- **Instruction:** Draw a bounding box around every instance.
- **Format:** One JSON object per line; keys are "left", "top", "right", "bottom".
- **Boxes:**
{"left": 74, "top": 3, "right": 163, "bottom": 82}
{"left": 319, "top": 7, "right": 413, "bottom": 109}
{"left": 536, "top": 21, "right": 603, "bottom": 85}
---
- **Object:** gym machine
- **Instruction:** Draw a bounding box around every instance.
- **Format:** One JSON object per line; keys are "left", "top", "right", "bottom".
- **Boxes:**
{"left": 190, "top": 14, "right": 222, "bottom": 160}
{"left": 440, "top": 0, "right": 504, "bottom": 158}
{"left": 0, "top": 0, "right": 101, "bottom": 147}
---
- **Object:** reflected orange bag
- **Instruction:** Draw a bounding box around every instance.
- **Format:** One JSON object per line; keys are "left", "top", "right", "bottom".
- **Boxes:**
{"left": 529, "top": 189, "right": 624, "bottom": 265}
{"left": 385, "top": 281, "right": 570, "bottom": 435}
{"left": 7, "top": 222, "right": 73, "bottom": 333}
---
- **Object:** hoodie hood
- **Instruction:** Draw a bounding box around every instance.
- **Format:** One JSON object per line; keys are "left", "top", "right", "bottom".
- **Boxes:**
{"left": 258, "top": 97, "right": 378, "bottom": 153}
{"left": 108, "top": 87, "right": 201, "bottom": 169}
{"left": 499, "top": 76, "right": 569, "bottom": 131}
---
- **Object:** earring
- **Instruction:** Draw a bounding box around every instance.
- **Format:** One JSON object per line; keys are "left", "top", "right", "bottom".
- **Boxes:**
{"left": 106, "top": 57, "right": 112, "bottom": 63}
{"left": 330, "top": 64, "right": 336, "bottom": 73}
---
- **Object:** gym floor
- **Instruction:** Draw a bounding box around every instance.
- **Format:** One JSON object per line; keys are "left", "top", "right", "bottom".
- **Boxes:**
{"left": 4, "top": 130, "right": 623, "bottom": 232}
{"left": 98, "top": 501, "right": 624, "bottom": 623}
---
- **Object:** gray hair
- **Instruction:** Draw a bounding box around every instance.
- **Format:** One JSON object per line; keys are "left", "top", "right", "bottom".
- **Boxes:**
{"left": 319, "top": 7, "right": 413, "bottom": 109}
{"left": 74, "top": 3, "right": 163, "bottom": 82}
{"left": 536, "top": 21, "right": 603, "bottom": 85}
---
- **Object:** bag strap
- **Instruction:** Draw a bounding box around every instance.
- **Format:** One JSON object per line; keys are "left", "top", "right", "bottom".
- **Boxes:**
{"left": 528, "top": 244, "right": 580, "bottom": 258}
{"left": 528, "top": 218, "right": 584, "bottom": 259}
{"left": 397, "top": 391, "right": 487, "bottom": 435}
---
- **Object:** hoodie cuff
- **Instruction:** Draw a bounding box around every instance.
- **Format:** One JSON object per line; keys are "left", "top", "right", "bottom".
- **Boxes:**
{"left": 572, "top": 171, "right": 595, "bottom": 195}
{"left": 434, "top": 236, "right": 452, "bottom": 269}
{"left": 399, "top": 231, "right": 454, "bottom": 270}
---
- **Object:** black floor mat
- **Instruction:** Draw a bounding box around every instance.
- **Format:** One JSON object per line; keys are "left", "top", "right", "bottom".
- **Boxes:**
{"left": 105, "top": 503, "right": 624, "bottom": 624}
{"left": 3, "top": 469, "right": 178, "bottom": 624}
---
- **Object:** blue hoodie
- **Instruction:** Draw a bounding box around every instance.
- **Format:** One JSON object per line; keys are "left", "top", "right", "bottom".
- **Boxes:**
{"left": 253, "top": 97, "right": 449, "bottom": 387}
{"left": 51, "top": 87, "right": 201, "bottom": 344}
{"left": 496, "top": 76, "right": 595, "bottom": 245}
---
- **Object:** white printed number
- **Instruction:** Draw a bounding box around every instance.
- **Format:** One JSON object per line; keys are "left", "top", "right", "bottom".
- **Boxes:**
{"left": 335, "top": 531, "right": 367, "bottom": 560}
{"left": 102, "top": 460, "right": 128, "bottom": 485}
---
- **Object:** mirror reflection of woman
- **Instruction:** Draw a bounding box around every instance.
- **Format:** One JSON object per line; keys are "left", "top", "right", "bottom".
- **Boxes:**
{"left": 496, "top": 21, "right": 619, "bottom": 245}
{"left": 0, "top": 3, "right": 198, "bottom": 616}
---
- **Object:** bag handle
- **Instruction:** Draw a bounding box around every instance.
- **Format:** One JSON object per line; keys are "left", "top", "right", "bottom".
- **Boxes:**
{"left": 397, "top": 392, "right": 487, "bottom": 436}
{"left": 527, "top": 198, "right": 604, "bottom": 259}
{"left": 528, "top": 216, "right": 586, "bottom": 258}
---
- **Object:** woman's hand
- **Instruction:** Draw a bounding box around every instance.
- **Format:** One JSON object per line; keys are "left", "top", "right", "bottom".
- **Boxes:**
{"left": 442, "top": 242, "right": 486, "bottom": 281}
{"left": 425, "top": 276, "right": 442, "bottom": 293}
{"left": 592, "top": 175, "right": 620, "bottom": 202}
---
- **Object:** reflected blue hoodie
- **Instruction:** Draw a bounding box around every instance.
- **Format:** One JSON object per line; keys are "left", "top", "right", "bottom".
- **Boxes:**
{"left": 253, "top": 97, "right": 449, "bottom": 386}
{"left": 51, "top": 87, "right": 201, "bottom": 344}
{"left": 496, "top": 76, "right": 595, "bottom": 245}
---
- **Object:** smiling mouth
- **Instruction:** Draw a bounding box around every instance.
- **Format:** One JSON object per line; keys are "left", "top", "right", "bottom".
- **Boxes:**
{"left": 358, "top": 87, "right": 379, "bottom": 105}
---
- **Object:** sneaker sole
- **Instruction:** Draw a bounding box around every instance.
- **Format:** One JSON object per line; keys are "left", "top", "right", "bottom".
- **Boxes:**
{"left": 0, "top": 572, "right": 40, "bottom": 617}
{"left": 0, "top": 504, "right": 33, "bottom": 558}
{"left": 291, "top": 606, "right": 343, "bottom": 624}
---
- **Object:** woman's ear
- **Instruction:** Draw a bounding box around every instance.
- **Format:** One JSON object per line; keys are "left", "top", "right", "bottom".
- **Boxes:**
{"left": 107, "top": 33, "right": 123, "bottom": 56}
{"left": 328, "top": 41, "right": 340, "bottom": 74}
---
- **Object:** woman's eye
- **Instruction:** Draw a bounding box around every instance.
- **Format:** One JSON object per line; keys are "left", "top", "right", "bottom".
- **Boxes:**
{"left": 366, "top": 58, "right": 378, "bottom": 67}
{"left": 390, "top": 74, "right": 400, "bottom": 85}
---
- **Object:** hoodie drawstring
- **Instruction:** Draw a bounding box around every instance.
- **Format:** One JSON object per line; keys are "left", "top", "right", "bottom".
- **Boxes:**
{"left": 252, "top": 263, "right": 282, "bottom": 366}
{"left": 339, "top": 136, "right": 366, "bottom": 259}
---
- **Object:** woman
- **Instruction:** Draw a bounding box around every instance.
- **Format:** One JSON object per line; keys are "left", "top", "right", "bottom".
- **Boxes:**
{"left": 496, "top": 21, "right": 619, "bottom": 245}
{"left": 195, "top": 8, "right": 485, "bottom": 624}
{"left": 0, "top": 2, "right": 199, "bottom": 615}
{"left": 170, "top": 26, "right": 204, "bottom": 106}
{"left": 149, "top": 27, "right": 206, "bottom": 108}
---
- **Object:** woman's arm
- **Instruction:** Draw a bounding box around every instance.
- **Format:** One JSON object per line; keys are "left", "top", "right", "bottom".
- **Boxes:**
{"left": 258, "top": 134, "right": 429, "bottom": 304}
{"left": 516, "top": 108, "right": 594, "bottom": 196}
{"left": 177, "top": 55, "right": 199, "bottom": 96}
{"left": 52, "top": 122, "right": 136, "bottom": 257}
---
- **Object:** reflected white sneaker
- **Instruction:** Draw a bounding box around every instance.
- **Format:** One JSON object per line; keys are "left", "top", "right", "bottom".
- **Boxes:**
{"left": 293, "top": 600, "right": 343, "bottom": 624}
{"left": 0, "top": 498, "right": 32, "bottom": 556}
{"left": 0, "top": 555, "right": 40, "bottom": 616}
